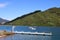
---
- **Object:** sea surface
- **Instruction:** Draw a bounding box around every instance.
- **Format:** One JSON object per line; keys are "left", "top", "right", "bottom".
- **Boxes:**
{"left": 0, "top": 25, "right": 60, "bottom": 40}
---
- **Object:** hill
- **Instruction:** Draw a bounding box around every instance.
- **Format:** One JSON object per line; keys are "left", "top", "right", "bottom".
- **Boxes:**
{"left": 4, "top": 7, "right": 60, "bottom": 26}
{"left": 0, "top": 18, "right": 9, "bottom": 25}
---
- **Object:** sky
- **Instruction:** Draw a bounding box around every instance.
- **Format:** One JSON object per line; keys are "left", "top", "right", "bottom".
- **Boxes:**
{"left": 0, "top": 0, "right": 60, "bottom": 20}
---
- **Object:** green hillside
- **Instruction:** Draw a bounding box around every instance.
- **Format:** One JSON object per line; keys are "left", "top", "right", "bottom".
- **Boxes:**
{"left": 5, "top": 7, "right": 60, "bottom": 26}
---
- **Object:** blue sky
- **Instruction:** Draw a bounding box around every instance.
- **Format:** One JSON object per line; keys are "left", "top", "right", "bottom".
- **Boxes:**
{"left": 0, "top": 0, "right": 60, "bottom": 20}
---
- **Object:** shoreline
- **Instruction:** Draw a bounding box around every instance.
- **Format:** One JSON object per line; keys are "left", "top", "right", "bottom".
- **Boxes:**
{"left": 0, "top": 35, "right": 6, "bottom": 37}
{"left": 0, "top": 30, "right": 14, "bottom": 37}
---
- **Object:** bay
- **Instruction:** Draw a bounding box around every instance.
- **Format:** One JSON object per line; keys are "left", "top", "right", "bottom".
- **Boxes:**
{"left": 0, "top": 25, "right": 60, "bottom": 40}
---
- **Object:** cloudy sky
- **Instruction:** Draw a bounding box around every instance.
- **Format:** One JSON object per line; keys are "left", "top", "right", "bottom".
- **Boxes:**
{"left": 0, "top": 0, "right": 60, "bottom": 20}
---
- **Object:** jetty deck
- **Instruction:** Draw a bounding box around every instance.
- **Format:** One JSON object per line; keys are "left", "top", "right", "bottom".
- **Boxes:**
{"left": 13, "top": 31, "right": 52, "bottom": 36}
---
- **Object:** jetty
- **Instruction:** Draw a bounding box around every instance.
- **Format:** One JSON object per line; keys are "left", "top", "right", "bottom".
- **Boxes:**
{"left": 12, "top": 26, "right": 52, "bottom": 36}
{"left": 13, "top": 31, "right": 52, "bottom": 36}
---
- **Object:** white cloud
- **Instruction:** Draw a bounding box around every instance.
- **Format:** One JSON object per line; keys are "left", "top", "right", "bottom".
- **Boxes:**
{"left": 0, "top": 3, "right": 8, "bottom": 8}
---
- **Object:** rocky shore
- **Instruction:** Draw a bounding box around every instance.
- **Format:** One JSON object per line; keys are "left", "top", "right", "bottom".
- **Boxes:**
{"left": 0, "top": 30, "right": 14, "bottom": 37}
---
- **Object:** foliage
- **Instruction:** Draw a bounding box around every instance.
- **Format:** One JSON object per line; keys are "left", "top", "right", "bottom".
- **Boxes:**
{"left": 4, "top": 7, "right": 60, "bottom": 26}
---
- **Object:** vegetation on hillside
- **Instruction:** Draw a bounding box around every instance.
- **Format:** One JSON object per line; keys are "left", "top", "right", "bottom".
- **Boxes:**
{"left": 4, "top": 7, "right": 60, "bottom": 26}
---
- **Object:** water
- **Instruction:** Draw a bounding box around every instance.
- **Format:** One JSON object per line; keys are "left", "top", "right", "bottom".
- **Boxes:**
{"left": 0, "top": 25, "right": 60, "bottom": 40}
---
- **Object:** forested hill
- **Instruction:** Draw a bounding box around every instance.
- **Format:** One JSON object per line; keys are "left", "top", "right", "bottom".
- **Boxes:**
{"left": 5, "top": 7, "right": 60, "bottom": 26}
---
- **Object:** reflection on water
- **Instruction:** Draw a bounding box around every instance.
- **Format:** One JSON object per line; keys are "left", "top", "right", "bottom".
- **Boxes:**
{"left": 0, "top": 34, "right": 52, "bottom": 40}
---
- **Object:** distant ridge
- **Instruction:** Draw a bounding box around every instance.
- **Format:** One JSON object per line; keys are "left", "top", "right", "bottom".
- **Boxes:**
{"left": 0, "top": 18, "right": 9, "bottom": 25}
{"left": 5, "top": 7, "right": 60, "bottom": 26}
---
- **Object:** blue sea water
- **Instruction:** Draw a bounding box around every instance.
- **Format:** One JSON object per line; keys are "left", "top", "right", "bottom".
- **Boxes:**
{"left": 0, "top": 25, "right": 60, "bottom": 40}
